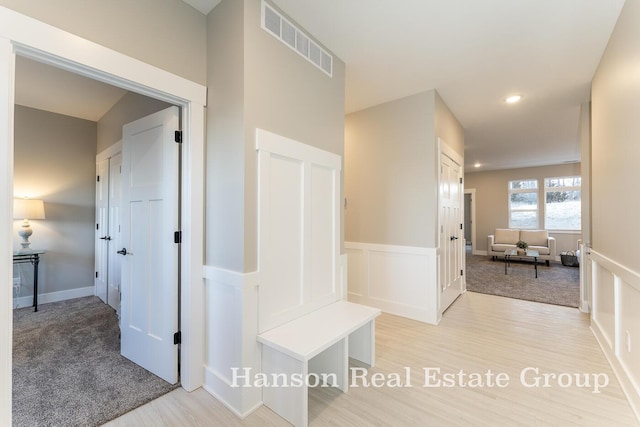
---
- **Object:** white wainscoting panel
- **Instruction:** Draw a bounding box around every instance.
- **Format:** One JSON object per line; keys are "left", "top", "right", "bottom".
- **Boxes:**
{"left": 256, "top": 129, "right": 341, "bottom": 333}
{"left": 345, "top": 242, "right": 439, "bottom": 324}
{"left": 592, "top": 260, "right": 615, "bottom": 349}
{"left": 589, "top": 249, "right": 640, "bottom": 420}
{"left": 202, "top": 266, "right": 261, "bottom": 418}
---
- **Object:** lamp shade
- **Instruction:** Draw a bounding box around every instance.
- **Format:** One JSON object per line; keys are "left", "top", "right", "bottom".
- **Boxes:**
{"left": 13, "top": 198, "right": 45, "bottom": 220}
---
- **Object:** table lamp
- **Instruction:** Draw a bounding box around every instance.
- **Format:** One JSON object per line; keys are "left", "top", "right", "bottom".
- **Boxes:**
{"left": 13, "top": 198, "right": 45, "bottom": 252}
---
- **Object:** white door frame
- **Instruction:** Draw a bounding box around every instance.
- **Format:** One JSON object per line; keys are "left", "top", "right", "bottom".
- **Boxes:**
{"left": 0, "top": 7, "right": 206, "bottom": 422}
{"left": 464, "top": 188, "right": 476, "bottom": 254}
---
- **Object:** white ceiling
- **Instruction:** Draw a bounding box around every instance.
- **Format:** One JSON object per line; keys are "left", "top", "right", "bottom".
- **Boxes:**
{"left": 268, "top": 0, "right": 625, "bottom": 172}
{"left": 15, "top": 1, "right": 625, "bottom": 173}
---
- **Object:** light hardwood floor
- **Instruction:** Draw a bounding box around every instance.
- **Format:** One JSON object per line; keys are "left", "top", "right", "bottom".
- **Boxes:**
{"left": 105, "top": 292, "right": 638, "bottom": 426}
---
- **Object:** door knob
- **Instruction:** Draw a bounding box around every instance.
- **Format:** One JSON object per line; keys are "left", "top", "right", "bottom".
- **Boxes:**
{"left": 117, "top": 248, "right": 128, "bottom": 255}
{"left": 99, "top": 236, "right": 112, "bottom": 240}
{"left": 450, "top": 236, "right": 459, "bottom": 241}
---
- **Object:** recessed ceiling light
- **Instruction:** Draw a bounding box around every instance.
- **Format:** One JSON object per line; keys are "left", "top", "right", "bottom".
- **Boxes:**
{"left": 505, "top": 95, "right": 522, "bottom": 104}
{"left": 474, "top": 163, "right": 481, "bottom": 168}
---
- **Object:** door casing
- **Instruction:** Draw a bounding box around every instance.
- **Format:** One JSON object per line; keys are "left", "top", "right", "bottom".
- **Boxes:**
{"left": 464, "top": 188, "right": 476, "bottom": 254}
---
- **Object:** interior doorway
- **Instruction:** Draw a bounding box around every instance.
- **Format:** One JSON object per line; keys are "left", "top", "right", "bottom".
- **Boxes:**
{"left": 464, "top": 188, "right": 476, "bottom": 254}
{"left": 0, "top": 11, "right": 207, "bottom": 422}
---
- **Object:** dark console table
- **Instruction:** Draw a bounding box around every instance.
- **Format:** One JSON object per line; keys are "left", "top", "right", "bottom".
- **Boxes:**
{"left": 13, "top": 250, "right": 45, "bottom": 312}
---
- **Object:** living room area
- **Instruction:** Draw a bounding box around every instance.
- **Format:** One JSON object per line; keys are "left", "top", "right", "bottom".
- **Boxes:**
{"left": 463, "top": 162, "right": 583, "bottom": 309}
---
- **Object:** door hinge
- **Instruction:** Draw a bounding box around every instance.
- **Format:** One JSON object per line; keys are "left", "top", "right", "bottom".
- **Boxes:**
{"left": 95, "top": 271, "right": 98, "bottom": 278}
{"left": 174, "top": 331, "right": 181, "bottom": 345}
{"left": 460, "top": 177, "right": 463, "bottom": 184}
{"left": 460, "top": 223, "right": 463, "bottom": 230}
{"left": 96, "top": 223, "right": 99, "bottom": 230}
{"left": 174, "top": 231, "right": 182, "bottom": 244}
{"left": 174, "top": 130, "right": 182, "bottom": 144}
{"left": 97, "top": 175, "right": 100, "bottom": 182}
{"left": 461, "top": 269, "right": 464, "bottom": 276}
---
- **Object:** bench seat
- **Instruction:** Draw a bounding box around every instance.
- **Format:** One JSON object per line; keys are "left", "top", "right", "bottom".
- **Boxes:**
{"left": 257, "top": 300, "right": 381, "bottom": 427}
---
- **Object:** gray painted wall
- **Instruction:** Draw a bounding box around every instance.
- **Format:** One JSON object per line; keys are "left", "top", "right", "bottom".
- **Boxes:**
{"left": 206, "top": 0, "right": 246, "bottom": 272}
{"left": 345, "top": 91, "right": 435, "bottom": 247}
{"left": 0, "top": 0, "right": 207, "bottom": 85}
{"left": 591, "top": 0, "right": 640, "bottom": 273}
{"left": 345, "top": 89, "right": 464, "bottom": 248}
{"left": 97, "top": 92, "right": 172, "bottom": 153}
{"left": 13, "top": 106, "right": 97, "bottom": 296}
{"left": 206, "top": 0, "right": 346, "bottom": 272}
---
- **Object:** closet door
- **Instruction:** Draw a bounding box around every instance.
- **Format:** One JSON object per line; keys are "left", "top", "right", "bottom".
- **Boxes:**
{"left": 107, "top": 153, "right": 122, "bottom": 313}
{"left": 95, "top": 158, "right": 110, "bottom": 304}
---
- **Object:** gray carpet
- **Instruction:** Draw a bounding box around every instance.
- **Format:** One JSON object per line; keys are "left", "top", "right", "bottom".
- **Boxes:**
{"left": 13, "top": 296, "right": 178, "bottom": 427}
{"left": 465, "top": 251, "right": 580, "bottom": 308}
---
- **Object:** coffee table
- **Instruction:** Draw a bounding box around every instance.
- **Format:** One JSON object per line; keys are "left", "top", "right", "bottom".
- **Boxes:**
{"left": 504, "top": 249, "right": 540, "bottom": 278}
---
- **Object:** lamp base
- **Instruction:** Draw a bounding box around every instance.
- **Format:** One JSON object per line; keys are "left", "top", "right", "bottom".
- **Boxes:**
{"left": 18, "top": 221, "right": 33, "bottom": 252}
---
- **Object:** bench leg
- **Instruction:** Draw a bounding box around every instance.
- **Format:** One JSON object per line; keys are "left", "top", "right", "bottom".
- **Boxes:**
{"left": 349, "top": 321, "right": 375, "bottom": 367}
{"left": 262, "top": 346, "right": 308, "bottom": 427}
{"left": 309, "top": 338, "right": 348, "bottom": 392}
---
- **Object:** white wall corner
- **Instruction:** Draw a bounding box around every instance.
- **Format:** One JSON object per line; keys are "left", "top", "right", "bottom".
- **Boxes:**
{"left": 202, "top": 266, "right": 262, "bottom": 418}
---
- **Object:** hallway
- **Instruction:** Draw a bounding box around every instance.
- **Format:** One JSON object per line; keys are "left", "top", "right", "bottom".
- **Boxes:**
{"left": 106, "top": 292, "right": 637, "bottom": 426}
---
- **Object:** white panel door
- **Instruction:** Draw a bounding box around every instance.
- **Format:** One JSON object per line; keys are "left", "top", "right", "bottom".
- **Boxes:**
{"left": 95, "top": 158, "right": 109, "bottom": 304}
{"left": 120, "top": 106, "right": 180, "bottom": 384}
{"left": 440, "top": 146, "right": 463, "bottom": 312}
{"left": 107, "top": 153, "right": 122, "bottom": 313}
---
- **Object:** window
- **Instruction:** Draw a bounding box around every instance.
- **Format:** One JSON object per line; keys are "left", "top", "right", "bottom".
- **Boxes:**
{"left": 508, "top": 179, "right": 538, "bottom": 229}
{"left": 545, "top": 176, "right": 581, "bottom": 231}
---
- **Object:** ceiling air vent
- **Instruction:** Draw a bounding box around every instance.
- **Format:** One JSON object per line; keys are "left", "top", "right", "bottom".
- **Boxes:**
{"left": 261, "top": 1, "right": 333, "bottom": 77}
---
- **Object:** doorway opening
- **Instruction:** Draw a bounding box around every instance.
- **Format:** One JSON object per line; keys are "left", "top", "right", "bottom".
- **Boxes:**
{"left": 1, "top": 10, "right": 206, "bottom": 424}
{"left": 12, "top": 58, "right": 183, "bottom": 424}
{"left": 464, "top": 188, "right": 476, "bottom": 254}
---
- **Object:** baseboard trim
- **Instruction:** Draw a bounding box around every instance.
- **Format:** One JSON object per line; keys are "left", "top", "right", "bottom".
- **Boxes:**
{"left": 12, "top": 286, "right": 94, "bottom": 309}
{"left": 203, "top": 367, "right": 262, "bottom": 419}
